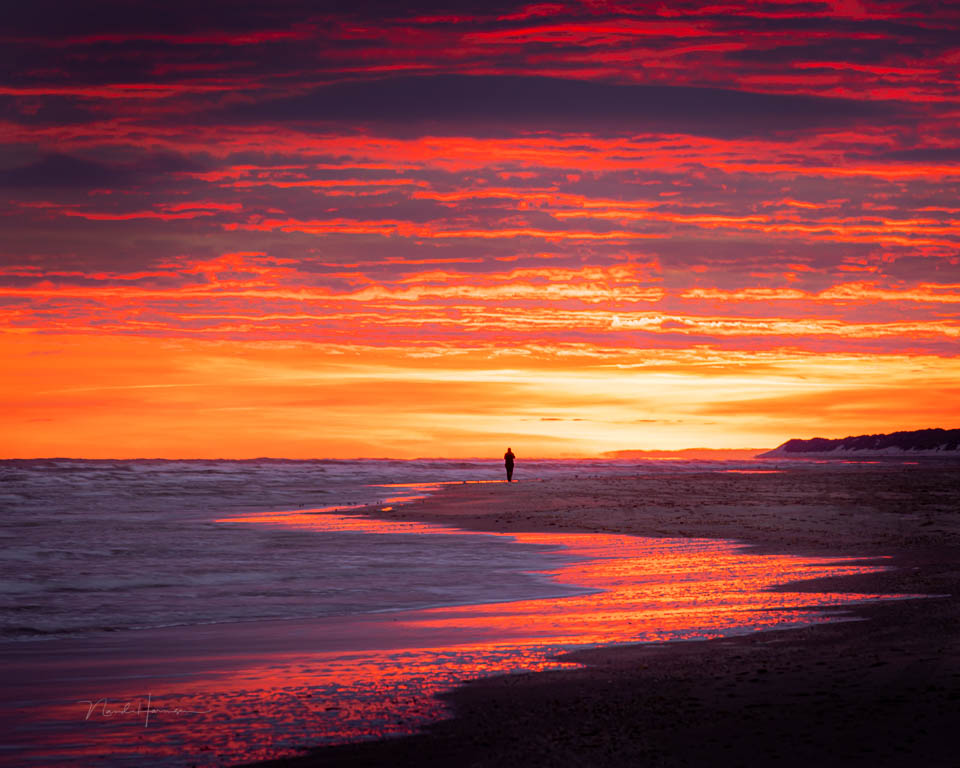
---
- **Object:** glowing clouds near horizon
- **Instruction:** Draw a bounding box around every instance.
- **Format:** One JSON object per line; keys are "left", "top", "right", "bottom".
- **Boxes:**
{"left": 1, "top": 1, "right": 959, "bottom": 457}
{"left": 5, "top": 334, "right": 959, "bottom": 458}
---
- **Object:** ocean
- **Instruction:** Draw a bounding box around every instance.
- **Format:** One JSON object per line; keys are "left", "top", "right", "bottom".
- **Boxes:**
{"left": 0, "top": 456, "right": 800, "bottom": 641}
{"left": 0, "top": 458, "right": 916, "bottom": 766}
{"left": 0, "top": 457, "right": 725, "bottom": 641}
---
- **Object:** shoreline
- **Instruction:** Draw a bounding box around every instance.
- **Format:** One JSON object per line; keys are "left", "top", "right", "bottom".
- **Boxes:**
{"left": 244, "top": 462, "right": 960, "bottom": 767}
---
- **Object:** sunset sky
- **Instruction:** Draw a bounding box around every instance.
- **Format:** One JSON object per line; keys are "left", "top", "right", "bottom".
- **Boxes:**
{"left": 2, "top": 0, "right": 959, "bottom": 458}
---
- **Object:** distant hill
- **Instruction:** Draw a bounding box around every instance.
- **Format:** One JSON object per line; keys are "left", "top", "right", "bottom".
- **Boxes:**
{"left": 759, "top": 428, "right": 960, "bottom": 458}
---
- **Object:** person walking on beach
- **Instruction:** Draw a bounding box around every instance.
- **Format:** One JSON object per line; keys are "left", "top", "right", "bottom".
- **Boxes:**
{"left": 504, "top": 447, "right": 515, "bottom": 482}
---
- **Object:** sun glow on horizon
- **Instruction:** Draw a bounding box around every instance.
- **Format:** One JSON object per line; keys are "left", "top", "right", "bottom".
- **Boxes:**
{"left": 4, "top": 333, "right": 957, "bottom": 459}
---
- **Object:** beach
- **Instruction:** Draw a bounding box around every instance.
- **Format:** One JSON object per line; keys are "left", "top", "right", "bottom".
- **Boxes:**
{"left": 247, "top": 461, "right": 960, "bottom": 767}
{"left": 3, "top": 459, "right": 959, "bottom": 766}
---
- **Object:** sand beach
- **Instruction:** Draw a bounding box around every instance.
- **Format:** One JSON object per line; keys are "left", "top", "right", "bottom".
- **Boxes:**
{"left": 248, "top": 460, "right": 960, "bottom": 767}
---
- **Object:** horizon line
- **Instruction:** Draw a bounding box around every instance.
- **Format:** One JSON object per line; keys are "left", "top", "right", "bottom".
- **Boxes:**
{"left": 2, "top": 450, "right": 773, "bottom": 462}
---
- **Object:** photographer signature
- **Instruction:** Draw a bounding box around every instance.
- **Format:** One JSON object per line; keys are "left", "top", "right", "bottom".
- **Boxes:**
{"left": 80, "top": 693, "right": 210, "bottom": 727}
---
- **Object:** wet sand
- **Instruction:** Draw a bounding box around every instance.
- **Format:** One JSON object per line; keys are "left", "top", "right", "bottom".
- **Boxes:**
{"left": 245, "top": 462, "right": 960, "bottom": 767}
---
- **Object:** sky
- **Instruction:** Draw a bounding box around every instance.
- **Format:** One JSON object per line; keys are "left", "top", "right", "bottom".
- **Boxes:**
{"left": 2, "top": 0, "right": 959, "bottom": 459}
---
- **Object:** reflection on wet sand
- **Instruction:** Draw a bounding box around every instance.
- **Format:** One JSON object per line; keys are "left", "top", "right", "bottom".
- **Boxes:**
{"left": 7, "top": 507, "right": 915, "bottom": 767}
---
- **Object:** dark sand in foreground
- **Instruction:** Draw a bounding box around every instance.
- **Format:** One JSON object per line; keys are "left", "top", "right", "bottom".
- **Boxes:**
{"left": 247, "top": 462, "right": 960, "bottom": 767}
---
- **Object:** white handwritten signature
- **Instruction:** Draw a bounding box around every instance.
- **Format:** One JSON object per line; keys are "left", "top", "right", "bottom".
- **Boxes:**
{"left": 79, "top": 693, "right": 210, "bottom": 727}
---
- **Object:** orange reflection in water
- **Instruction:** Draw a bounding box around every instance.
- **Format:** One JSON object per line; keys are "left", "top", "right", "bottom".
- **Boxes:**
{"left": 408, "top": 532, "right": 893, "bottom": 648}
{"left": 217, "top": 510, "right": 901, "bottom": 650}
{"left": 9, "top": 510, "right": 919, "bottom": 767}
{"left": 29, "top": 640, "right": 575, "bottom": 766}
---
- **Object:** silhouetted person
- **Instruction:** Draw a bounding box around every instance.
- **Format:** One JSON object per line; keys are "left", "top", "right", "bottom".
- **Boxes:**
{"left": 504, "top": 447, "right": 515, "bottom": 482}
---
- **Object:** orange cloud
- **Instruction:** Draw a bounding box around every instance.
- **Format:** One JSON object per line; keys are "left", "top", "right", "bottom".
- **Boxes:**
{"left": 683, "top": 282, "right": 960, "bottom": 304}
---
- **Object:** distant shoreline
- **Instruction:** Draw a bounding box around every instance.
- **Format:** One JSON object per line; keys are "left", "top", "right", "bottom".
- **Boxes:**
{"left": 759, "top": 450, "right": 960, "bottom": 459}
{"left": 759, "top": 427, "right": 960, "bottom": 459}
